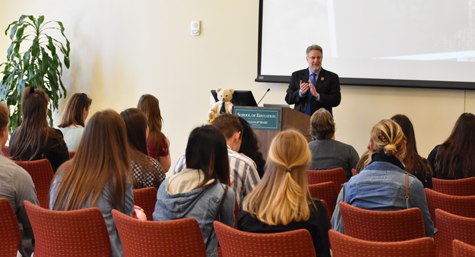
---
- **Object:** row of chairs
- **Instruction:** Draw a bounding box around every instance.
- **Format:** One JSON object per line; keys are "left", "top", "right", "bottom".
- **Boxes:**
{"left": 1, "top": 196, "right": 474, "bottom": 257}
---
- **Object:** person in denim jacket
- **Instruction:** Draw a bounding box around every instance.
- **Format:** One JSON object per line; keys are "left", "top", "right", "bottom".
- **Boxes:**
{"left": 331, "top": 119, "right": 434, "bottom": 237}
{"left": 154, "top": 125, "right": 235, "bottom": 257}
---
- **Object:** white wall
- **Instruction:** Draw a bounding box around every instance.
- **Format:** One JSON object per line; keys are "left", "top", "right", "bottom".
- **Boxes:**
{"left": 1, "top": 0, "right": 473, "bottom": 168}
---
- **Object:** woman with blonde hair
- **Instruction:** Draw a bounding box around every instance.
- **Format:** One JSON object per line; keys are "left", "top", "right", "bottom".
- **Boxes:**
{"left": 120, "top": 108, "right": 165, "bottom": 189}
{"left": 238, "top": 130, "right": 330, "bottom": 257}
{"left": 331, "top": 119, "right": 434, "bottom": 237}
{"left": 10, "top": 87, "right": 69, "bottom": 172}
{"left": 137, "top": 94, "right": 171, "bottom": 172}
{"left": 50, "top": 110, "right": 134, "bottom": 257}
{"left": 58, "top": 93, "right": 92, "bottom": 151}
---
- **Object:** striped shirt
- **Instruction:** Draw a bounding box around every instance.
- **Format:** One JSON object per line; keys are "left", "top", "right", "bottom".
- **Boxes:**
{"left": 173, "top": 146, "right": 260, "bottom": 205}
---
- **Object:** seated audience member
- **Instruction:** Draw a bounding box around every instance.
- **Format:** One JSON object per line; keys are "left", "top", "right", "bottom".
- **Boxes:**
{"left": 50, "top": 110, "right": 134, "bottom": 257}
{"left": 331, "top": 119, "right": 434, "bottom": 237}
{"left": 57, "top": 93, "right": 92, "bottom": 151}
{"left": 238, "top": 130, "right": 330, "bottom": 257}
{"left": 174, "top": 114, "right": 260, "bottom": 205}
{"left": 120, "top": 108, "right": 165, "bottom": 189}
{"left": 428, "top": 113, "right": 475, "bottom": 179}
{"left": 237, "top": 116, "right": 266, "bottom": 178}
{"left": 10, "top": 87, "right": 69, "bottom": 172}
{"left": 137, "top": 94, "right": 171, "bottom": 172}
{"left": 0, "top": 102, "right": 39, "bottom": 256}
{"left": 154, "top": 125, "right": 235, "bottom": 257}
{"left": 391, "top": 114, "right": 433, "bottom": 188}
{"left": 308, "top": 108, "right": 359, "bottom": 180}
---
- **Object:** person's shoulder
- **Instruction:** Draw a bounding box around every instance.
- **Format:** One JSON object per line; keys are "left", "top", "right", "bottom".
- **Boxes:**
{"left": 292, "top": 68, "right": 308, "bottom": 76}
{"left": 229, "top": 149, "right": 256, "bottom": 166}
{"left": 0, "top": 156, "right": 34, "bottom": 182}
{"left": 321, "top": 68, "right": 339, "bottom": 77}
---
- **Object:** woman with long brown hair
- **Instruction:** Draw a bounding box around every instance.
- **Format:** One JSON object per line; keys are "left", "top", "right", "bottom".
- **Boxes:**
{"left": 154, "top": 125, "right": 234, "bottom": 257}
{"left": 428, "top": 113, "right": 475, "bottom": 179}
{"left": 58, "top": 93, "right": 92, "bottom": 151}
{"left": 137, "top": 94, "right": 171, "bottom": 172}
{"left": 120, "top": 108, "right": 165, "bottom": 189}
{"left": 50, "top": 110, "right": 134, "bottom": 257}
{"left": 238, "top": 130, "right": 330, "bottom": 257}
{"left": 391, "top": 114, "right": 433, "bottom": 188}
{"left": 10, "top": 87, "right": 69, "bottom": 172}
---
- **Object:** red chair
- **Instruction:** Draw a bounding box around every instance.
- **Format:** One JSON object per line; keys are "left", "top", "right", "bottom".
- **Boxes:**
{"left": 1, "top": 145, "right": 9, "bottom": 157}
{"left": 308, "top": 181, "right": 338, "bottom": 216}
{"left": 112, "top": 210, "right": 207, "bottom": 257}
{"left": 433, "top": 177, "right": 475, "bottom": 196}
{"left": 133, "top": 187, "right": 158, "bottom": 221}
{"left": 319, "top": 199, "right": 331, "bottom": 229}
{"left": 234, "top": 199, "right": 239, "bottom": 229}
{"left": 424, "top": 188, "right": 475, "bottom": 228}
{"left": 453, "top": 240, "right": 475, "bottom": 257}
{"left": 339, "top": 202, "right": 426, "bottom": 242}
{"left": 213, "top": 220, "right": 316, "bottom": 257}
{"left": 0, "top": 198, "right": 22, "bottom": 257}
{"left": 329, "top": 230, "right": 436, "bottom": 257}
{"left": 436, "top": 209, "right": 475, "bottom": 257}
{"left": 24, "top": 200, "right": 111, "bottom": 257}
{"left": 14, "top": 160, "right": 54, "bottom": 209}
{"left": 68, "top": 151, "right": 76, "bottom": 159}
{"left": 307, "top": 167, "right": 347, "bottom": 193}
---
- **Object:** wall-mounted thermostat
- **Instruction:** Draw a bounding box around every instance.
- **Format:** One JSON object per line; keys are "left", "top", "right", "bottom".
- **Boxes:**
{"left": 191, "top": 21, "right": 200, "bottom": 36}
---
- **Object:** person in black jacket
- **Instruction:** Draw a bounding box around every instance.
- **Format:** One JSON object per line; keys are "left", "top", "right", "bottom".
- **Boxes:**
{"left": 285, "top": 44, "right": 341, "bottom": 116}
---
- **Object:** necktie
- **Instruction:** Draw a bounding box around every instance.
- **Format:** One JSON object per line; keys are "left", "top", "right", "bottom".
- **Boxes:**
{"left": 305, "top": 73, "right": 316, "bottom": 115}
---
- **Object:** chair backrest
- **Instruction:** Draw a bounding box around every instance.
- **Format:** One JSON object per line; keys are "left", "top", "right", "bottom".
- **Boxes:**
{"left": 0, "top": 198, "right": 22, "bottom": 257}
{"left": 307, "top": 167, "right": 347, "bottom": 194}
{"left": 339, "top": 202, "right": 426, "bottom": 242}
{"left": 436, "top": 209, "right": 475, "bottom": 257}
{"left": 433, "top": 177, "right": 475, "bottom": 196}
{"left": 24, "top": 200, "right": 111, "bottom": 257}
{"left": 351, "top": 168, "right": 357, "bottom": 176}
{"left": 68, "top": 151, "right": 76, "bottom": 159}
{"left": 112, "top": 210, "right": 207, "bottom": 257}
{"left": 424, "top": 188, "right": 475, "bottom": 228}
{"left": 133, "top": 187, "right": 158, "bottom": 220}
{"left": 213, "top": 220, "right": 316, "bottom": 257}
{"left": 14, "top": 160, "right": 54, "bottom": 209}
{"left": 319, "top": 199, "right": 331, "bottom": 229}
{"left": 329, "top": 230, "right": 436, "bottom": 257}
{"left": 453, "top": 240, "right": 475, "bottom": 257}
{"left": 308, "top": 181, "right": 338, "bottom": 216}
{"left": 1, "top": 145, "right": 9, "bottom": 157}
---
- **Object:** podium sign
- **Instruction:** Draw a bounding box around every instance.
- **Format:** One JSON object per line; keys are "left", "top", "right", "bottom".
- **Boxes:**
{"left": 234, "top": 107, "right": 280, "bottom": 130}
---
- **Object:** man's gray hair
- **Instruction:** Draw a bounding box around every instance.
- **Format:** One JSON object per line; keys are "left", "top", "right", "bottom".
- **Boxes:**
{"left": 306, "top": 45, "right": 323, "bottom": 57}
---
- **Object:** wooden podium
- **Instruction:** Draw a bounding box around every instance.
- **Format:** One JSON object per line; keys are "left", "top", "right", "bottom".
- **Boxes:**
{"left": 233, "top": 106, "right": 312, "bottom": 159}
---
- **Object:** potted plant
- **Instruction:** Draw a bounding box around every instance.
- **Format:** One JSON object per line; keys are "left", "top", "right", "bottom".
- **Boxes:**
{"left": 0, "top": 15, "right": 70, "bottom": 132}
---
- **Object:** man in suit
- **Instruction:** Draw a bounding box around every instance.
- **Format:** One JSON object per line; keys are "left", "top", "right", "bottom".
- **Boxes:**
{"left": 285, "top": 45, "right": 341, "bottom": 116}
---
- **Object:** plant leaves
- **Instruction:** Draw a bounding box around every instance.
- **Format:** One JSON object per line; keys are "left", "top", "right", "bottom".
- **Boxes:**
{"left": 38, "top": 16, "right": 44, "bottom": 27}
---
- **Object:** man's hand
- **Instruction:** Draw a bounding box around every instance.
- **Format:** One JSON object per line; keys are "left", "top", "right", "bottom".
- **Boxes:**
{"left": 309, "top": 79, "right": 319, "bottom": 98}
{"left": 300, "top": 80, "right": 309, "bottom": 95}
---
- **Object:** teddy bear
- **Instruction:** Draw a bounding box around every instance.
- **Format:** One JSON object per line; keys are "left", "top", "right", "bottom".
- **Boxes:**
{"left": 208, "top": 88, "right": 234, "bottom": 120}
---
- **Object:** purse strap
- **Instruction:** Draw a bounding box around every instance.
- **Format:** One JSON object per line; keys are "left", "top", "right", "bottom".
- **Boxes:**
{"left": 405, "top": 174, "right": 409, "bottom": 209}
{"left": 205, "top": 184, "right": 229, "bottom": 248}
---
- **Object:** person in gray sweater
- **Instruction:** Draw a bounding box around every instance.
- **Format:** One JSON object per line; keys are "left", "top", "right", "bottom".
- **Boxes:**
{"left": 0, "top": 102, "right": 39, "bottom": 256}
{"left": 308, "top": 108, "right": 359, "bottom": 180}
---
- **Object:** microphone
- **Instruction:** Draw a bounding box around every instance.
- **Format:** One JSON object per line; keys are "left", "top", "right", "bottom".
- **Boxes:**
{"left": 257, "top": 88, "right": 270, "bottom": 106}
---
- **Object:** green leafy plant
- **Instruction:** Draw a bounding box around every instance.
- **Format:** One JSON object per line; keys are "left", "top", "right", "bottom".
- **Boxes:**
{"left": 0, "top": 15, "right": 70, "bottom": 132}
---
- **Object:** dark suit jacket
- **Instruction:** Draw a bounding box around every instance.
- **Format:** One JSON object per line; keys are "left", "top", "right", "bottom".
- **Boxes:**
{"left": 284, "top": 68, "right": 341, "bottom": 115}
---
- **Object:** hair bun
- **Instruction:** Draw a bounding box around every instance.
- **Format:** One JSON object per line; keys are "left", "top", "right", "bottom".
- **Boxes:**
{"left": 383, "top": 144, "right": 398, "bottom": 156}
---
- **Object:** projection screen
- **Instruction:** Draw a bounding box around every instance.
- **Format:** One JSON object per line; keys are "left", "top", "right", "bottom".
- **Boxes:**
{"left": 256, "top": 0, "right": 475, "bottom": 90}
